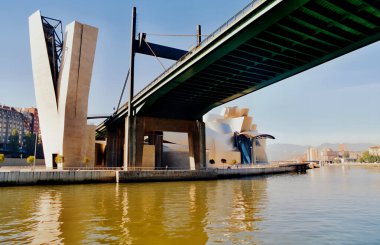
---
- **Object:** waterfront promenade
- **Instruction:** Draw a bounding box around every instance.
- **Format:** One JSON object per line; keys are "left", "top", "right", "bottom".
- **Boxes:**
{"left": 0, "top": 163, "right": 304, "bottom": 186}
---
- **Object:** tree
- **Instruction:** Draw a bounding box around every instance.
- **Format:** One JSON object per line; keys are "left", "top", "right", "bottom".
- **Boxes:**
{"left": 8, "top": 129, "right": 20, "bottom": 157}
{"left": 369, "top": 155, "right": 376, "bottom": 163}
{"left": 358, "top": 151, "right": 368, "bottom": 162}
{"left": 23, "top": 132, "right": 36, "bottom": 157}
{"left": 26, "top": 156, "right": 35, "bottom": 164}
{"left": 55, "top": 155, "right": 64, "bottom": 164}
{"left": 55, "top": 154, "right": 64, "bottom": 169}
{"left": 358, "top": 151, "right": 379, "bottom": 163}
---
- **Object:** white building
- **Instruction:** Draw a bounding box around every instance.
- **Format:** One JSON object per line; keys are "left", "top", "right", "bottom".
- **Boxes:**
{"left": 369, "top": 146, "right": 380, "bottom": 156}
{"left": 306, "top": 147, "right": 319, "bottom": 161}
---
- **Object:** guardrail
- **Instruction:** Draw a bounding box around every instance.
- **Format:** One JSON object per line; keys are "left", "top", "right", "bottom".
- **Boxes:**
{"left": 63, "top": 167, "right": 123, "bottom": 171}
{"left": 133, "top": 0, "right": 263, "bottom": 102}
{"left": 1, "top": 163, "right": 291, "bottom": 172}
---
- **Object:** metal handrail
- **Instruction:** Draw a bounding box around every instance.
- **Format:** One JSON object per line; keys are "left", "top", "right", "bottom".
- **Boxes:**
{"left": 0, "top": 163, "right": 289, "bottom": 172}
{"left": 132, "top": 0, "right": 263, "bottom": 103}
{"left": 63, "top": 167, "right": 123, "bottom": 171}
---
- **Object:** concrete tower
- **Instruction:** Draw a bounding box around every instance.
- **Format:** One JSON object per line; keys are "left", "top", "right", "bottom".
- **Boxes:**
{"left": 29, "top": 11, "right": 98, "bottom": 168}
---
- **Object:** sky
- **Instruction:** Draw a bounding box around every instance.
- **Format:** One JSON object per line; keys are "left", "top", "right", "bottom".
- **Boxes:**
{"left": 0, "top": 0, "right": 379, "bottom": 146}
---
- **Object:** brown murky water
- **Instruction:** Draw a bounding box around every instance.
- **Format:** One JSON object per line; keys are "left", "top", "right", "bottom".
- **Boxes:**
{"left": 1, "top": 166, "right": 380, "bottom": 244}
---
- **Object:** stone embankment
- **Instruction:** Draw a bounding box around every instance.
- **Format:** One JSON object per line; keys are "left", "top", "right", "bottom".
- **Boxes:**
{"left": 118, "top": 165, "right": 297, "bottom": 182}
{"left": 0, "top": 170, "right": 116, "bottom": 186}
{"left": 0, "top": 163, "right": 306, "bottom": 186}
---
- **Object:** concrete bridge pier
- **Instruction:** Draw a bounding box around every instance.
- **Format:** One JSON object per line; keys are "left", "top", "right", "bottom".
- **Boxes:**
{"left": 105, "top": 118, "right": 125, "bottom": 167}
{"left": 125, "top": 116, "right": 206, "bottom": 170}
{"left": 147, "top": 131, "right": 163, "bottom": 169}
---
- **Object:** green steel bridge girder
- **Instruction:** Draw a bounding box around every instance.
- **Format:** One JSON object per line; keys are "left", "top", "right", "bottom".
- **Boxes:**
{"left": 107, "top": 0, "right": 380, "bottom": 126}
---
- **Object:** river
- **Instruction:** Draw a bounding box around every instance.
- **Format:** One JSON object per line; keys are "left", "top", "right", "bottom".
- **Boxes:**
{"left": 1, "top": 166, "right": 380, "bottom": 244}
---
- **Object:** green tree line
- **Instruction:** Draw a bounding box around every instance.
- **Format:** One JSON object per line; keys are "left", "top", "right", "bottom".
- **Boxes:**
{"left": 3, "top": 129, "right": 43, "bottom": 158}
{"left": 358, "top": 151, "right": 380, "bottom": 163}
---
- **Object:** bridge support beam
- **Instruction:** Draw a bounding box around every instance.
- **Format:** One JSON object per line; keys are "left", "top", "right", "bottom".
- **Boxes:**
{"left": 124, "top": 116, "right": 206, "bottom": 170}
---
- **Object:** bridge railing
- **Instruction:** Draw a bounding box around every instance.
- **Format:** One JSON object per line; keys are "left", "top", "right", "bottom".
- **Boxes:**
{"left": 0, "top": 164, "right": 292, "bottom": 172}
{"left": 133, "top": 0, "right": 262, "bottom": 102}
{"left": 61, "top": 165, "right": 275, "bottom": 171}
{"left": 63, "top": 167, "right": 123, "bottom": 171}
{"left": 201, "top": 0, "right": 261, "bottom": 46}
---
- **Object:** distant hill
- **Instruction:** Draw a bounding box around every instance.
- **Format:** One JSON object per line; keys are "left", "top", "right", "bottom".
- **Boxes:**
{"left": 317, "top": 143, "right": 373, "bottom": 151}
{"left": 267, "top": 143, "right": 373, "bottom": 161}
{"left": 266, "top": 144, "right": 307, "bottom": 161}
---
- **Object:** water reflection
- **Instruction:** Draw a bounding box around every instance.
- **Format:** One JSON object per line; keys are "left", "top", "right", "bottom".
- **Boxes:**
{"left": 2, "top": 167, "right": 380, "bottom": 244}
{"left": 204, "top": 179, "right": 267, "bottom": 244}
{"left": 0, "top": 187, "right": 63, "bottom": 244}
{"left": 120, "top": 185, "right": 131, "bottom": 244}
{"left": 0, "top": 178, "right": 267, "bottom": 244}
{"left": 30, "top": 191, "right": 62, "bottom": 244}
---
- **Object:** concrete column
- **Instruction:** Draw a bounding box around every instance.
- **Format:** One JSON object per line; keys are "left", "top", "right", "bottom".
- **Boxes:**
{"left": 134, "top": 117, "right": 145, "bottom": 168}
{"left": 125, "top": 116, "right": 134, "bottom": 168}
{"left": 105, "top": 126, "right": 115, "bottom": 167}
{"left": 121, "top": 116, "right": 206, "bottom": 171}
{"left": 197, "top": 121, "right": 206, "bottom": 169}
{"left": 188, "top": 131, "right": 196, "bottom": 170}
{"left": 105, "top": 121, "right": 125, "bottom": 168}
{"left": 148, "top": 131, "right": 163, "bottom": 169}
{"left": 188, "top": 120, "right": 206, "bottom": 170}
{"left": 123, "top": 117, "right": 130, "bottom": 170}
{"left": 84, "top": 125, "right": 96, "bottom": 167}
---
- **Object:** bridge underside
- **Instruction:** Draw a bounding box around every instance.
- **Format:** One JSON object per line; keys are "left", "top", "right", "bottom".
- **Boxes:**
{"left": 135, "top": 0, "right": 380, "bottom": 120}
{"left": 105, "top": 116, "right": 205, "bottom": 169}
{"left": 100, "top": 0, "right": 380, "bottom": 168}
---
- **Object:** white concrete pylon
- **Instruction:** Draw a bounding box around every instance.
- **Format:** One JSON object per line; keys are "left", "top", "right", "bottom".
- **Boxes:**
{"left": 29, "top": 11, "right": 98, "bottom": 168}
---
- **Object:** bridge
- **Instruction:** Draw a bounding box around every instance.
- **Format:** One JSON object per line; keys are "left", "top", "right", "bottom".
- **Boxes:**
{"left": 97, "top": 0, "right": 380, "bottom": 169}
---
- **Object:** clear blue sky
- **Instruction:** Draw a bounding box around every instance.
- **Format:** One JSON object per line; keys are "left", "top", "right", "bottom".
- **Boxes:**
{"left": 0, "top": 0, "right": 379, "bottom": 146}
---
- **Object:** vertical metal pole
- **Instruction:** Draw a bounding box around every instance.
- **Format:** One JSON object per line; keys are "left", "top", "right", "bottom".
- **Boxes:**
{"left": 128, "top": 7, "right": 136, "bottom": 114}
{"left": 196, "top": 25, "right": 201, "bottom": 46}
{"left": 126, "top": 7, "right": 136, "bottom": 168}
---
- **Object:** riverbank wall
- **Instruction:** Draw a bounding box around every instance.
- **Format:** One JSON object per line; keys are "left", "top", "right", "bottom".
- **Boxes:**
{"left": 0, "top": 170, "right": 116, "bottom": 186}
{"left": 118, "top": 165, "right": 297, "bottom": 182}
{"left": 0, "top": 158, "right": 45, "bottom": 166}
{"left": 0, "top": 164, "right": 304, "bottom": 186}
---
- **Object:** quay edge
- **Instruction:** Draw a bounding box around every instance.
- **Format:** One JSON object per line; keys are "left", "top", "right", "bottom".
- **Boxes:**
{"left": 0, "top": 164, "right": 308, "bottom": 186}
{"left": 0, "top": 170, "right": 116, "bottom": 186}
{"left": 116, "top": 163, "right": 305, "bottom": 183}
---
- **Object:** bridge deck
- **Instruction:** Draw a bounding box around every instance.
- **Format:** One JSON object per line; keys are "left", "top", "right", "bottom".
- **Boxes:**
{"left": 105, "top": 0, "right": 380, "bottom": 125}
